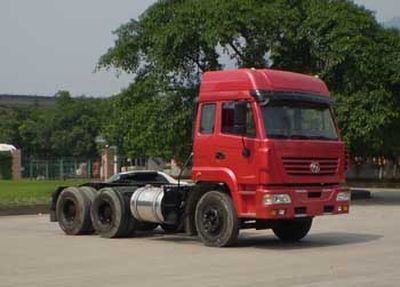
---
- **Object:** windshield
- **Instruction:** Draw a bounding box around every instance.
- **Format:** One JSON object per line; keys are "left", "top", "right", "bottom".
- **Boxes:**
{"left": 105, "top": 174, "right": 119, "bottom": 183}
{"left": 262, "top": 102, "right": 338, "bottom": 140}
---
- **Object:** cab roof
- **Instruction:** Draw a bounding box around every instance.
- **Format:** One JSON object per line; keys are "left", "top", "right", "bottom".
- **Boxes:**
{"left": 199, "top": 69, "right": 330, "bottom": 102}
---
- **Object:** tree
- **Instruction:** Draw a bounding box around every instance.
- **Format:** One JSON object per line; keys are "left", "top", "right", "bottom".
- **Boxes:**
{"left": 18, "top": 91, "right": 110, "bottom": 159}
{"left": 0, "top": 108, "right": 24, "bottom": 146}
{"left": 99, "top": 0, "right": 400, "bottom": 157}
{"left": 103, "top": 75, "right": 194, "bottom": 160}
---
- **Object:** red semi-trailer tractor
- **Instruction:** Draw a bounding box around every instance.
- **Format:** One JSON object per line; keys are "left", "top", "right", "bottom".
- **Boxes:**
{"left": 50, "top": 68, "right": 350, "bottom": 247}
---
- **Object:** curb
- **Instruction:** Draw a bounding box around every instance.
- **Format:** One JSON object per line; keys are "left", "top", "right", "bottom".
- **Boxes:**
{"left": 351, "top": 189, "right": 372, "bottom": 200}
{"left": 0, "top": 205, "right": 49, "bottom": 216}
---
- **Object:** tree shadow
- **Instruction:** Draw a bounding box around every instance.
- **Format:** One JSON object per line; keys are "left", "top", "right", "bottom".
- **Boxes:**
{"left": 118, "top": 228, "right": 198, "bottom": 243}
{"left": 142, "top": 230, "right": 382, "bottom": 249}
{"left": 235, "top": 231, "right": 382, "bottom": 249}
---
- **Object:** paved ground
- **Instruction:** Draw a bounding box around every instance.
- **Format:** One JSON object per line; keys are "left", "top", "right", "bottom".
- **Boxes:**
{"left": 1, "top": 193, "right": 399, "bottom": 287}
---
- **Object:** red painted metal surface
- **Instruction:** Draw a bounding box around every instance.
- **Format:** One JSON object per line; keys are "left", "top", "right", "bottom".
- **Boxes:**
{"left": 193, "top": 68, "right": 349, "bottom": 219}
{"left": 200, "top": 68, "right": 330, "bottom": 101}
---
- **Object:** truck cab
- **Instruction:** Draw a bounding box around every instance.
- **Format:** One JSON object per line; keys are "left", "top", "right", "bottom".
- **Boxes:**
{"left": 192, "top": 69, "right": 350, "bottom": 222}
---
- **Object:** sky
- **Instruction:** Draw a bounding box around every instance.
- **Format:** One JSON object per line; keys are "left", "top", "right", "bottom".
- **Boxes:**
{"left": 0, "top": 0, "right": 398, "bottom": 98}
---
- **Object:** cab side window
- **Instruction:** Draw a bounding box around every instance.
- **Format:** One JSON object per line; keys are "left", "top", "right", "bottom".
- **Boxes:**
{"left": 199, "top": 104, "right": 216, "bottom": 134}
{"left": 221, "top": 101, "right": 256, "bottom": 137}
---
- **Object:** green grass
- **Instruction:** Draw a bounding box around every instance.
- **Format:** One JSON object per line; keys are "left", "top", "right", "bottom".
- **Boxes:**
{"left": 0, "top": 179, "right": 87, "bottom": 207}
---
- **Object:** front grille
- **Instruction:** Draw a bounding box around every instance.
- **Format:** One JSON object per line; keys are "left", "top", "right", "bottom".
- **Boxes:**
{"left": 282, "top": 157, "right": 339, "bottom": 176}
{"left": 308, "top": 192, "right": 322, "bottom": 199}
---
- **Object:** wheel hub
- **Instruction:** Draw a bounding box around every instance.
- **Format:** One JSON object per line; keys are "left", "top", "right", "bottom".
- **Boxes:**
{"left": 202, "top": 207, "right": 221, "bottom": 234}
{"left": 98, "top": 202, "right": 113, "bottom": 225}
{"left": 63, "top": 200, "right": 76, "bottom": 222}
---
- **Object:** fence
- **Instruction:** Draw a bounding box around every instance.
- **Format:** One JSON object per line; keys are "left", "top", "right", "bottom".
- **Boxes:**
{"left": 347, "top": 157, "right": 400, "bottom": 180}
{"left": 22, "top": 158, "right": 101, "bottom": 180}
{"left": 19, "top": 156, "right": 400, "bottom": 181}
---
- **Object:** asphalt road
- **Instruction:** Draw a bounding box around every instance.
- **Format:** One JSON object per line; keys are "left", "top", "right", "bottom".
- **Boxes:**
{"left": 1, "top": 194, "right": 399, "bottom": 287}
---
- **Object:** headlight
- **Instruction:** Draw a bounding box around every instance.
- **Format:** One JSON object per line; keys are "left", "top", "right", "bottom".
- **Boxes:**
{"left": 336, "top": 192, "right": 351, "bottom": 201}
{"left": 263, "top": 194, "right": 291, "bottom": 205}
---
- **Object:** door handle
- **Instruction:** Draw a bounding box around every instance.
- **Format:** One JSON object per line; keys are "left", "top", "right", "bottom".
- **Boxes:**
{"left": 215, "top": 151, "right": 225, "bottom": 160}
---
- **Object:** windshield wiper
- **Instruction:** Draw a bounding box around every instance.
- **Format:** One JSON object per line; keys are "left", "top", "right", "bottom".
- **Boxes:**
{"left": 268, "top": 134, "right": 337, "bottom": 140}
{"left": 268, "top": 134, "right": 290, "bottom": 139}
{"left": 287, "top": 134, "right": 338, "bottom": 140}
{"left": 284, "top": 134, "right": 338, "bottom": 140}
{"left": 288, "top": 134, "right": 310, "bottom": 139}
{"left": 306, "top": 135, "right": 337, "bottom": 140}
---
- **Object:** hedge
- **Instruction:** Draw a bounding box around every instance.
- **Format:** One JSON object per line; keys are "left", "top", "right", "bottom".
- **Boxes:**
{"left": 0, "top": 152, "right": 12, "bottom": 179}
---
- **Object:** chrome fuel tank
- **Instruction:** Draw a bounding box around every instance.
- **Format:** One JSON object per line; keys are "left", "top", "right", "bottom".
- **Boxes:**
{"left": 130, "top": 185, "right": 164, "bottom": 223}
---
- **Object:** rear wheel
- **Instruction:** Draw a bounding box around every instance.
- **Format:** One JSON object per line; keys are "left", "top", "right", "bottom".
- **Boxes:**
{"left": 78, "top": 186, "right": 96, "bottom": 233}
{"left": 272, "top": 218, "right": 313, "bottom": 242}
{"left": 195, "top": 191, "right": 239, "bottom": 247}
{"left": 79, "top": 186, "right": 96, "bottom": 202}
{"left": 90, "top": 188, "right": 137, "bottom": 238}
{"left": 56, "top": 187, "right": 93, "bottom": 235}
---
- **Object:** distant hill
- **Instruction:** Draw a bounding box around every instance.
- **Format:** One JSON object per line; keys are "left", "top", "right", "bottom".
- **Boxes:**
{"left": 0, "top": 94, "right": 56, "bottom": 109}
{"left": 385, "top": 17, "right": 400, "bottom": 29}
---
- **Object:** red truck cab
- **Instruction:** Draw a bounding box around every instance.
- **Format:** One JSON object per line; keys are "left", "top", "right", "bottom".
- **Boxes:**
{"left": 192, "top": 69, "right": 350, "bottom": 222}
{"left": 51, "top": 68, "right": 350, "bottom": 248}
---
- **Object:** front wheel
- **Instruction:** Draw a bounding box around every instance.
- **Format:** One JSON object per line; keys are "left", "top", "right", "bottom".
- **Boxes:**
{"left": 195, "top": 191, "right": 239, "bottom": 247}
{"left": 272, "top": 218, "right": 313, "bottom": 242}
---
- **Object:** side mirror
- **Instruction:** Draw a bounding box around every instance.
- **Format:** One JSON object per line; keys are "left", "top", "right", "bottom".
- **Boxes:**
{"left": 233, "top": 102, "right": 247, "bottom": 135}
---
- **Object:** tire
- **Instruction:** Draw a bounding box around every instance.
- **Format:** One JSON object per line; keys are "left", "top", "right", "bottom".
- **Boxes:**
{"left": 79, "top": 186, "right": 96, "bottom": 202}
{"left": 90, "top": 188, "right": 137, "bottom": 238}
{"left": 161, "top": 224, "right": 180, "bottom": 234}
{"left": 78, "top": 186, "right": 96, "bottom": 233}
{"left": 137, "top": 222, "right": 159, "bottom": 231}
{"left": 56, "top": 187, "right": 93, "bottom": 235}
{"left": 272, "top": 218, "right": 313, "bottom": 242}
{"left": 195, "top": 191, "right": 239, "bottom": 247}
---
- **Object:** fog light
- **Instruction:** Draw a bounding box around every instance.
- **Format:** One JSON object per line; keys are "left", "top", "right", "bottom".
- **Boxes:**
{"left": 278, "top": 209, "right": 286, "bottom": 216}
{"left": 263, "top": 194, "right": 291, "bottom": 205}
{"left": 336, "top": 192, "right": 351, "bottom": 202}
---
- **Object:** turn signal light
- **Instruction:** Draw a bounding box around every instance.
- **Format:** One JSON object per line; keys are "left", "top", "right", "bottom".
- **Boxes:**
{"left": 270, "top": 209, "right": 287, "bottom": 216}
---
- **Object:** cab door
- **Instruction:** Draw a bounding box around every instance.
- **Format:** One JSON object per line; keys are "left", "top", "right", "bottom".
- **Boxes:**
{"left": 193, "top": 102, "right": 218, "bottom": 170}
{"left": 213, "top": 101, "right": 260, "bottom": 186}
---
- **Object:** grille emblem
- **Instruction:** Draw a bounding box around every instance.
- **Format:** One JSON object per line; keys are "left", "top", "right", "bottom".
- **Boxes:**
{"left": 309, "top": 162, "right": 321, "bottom": 174}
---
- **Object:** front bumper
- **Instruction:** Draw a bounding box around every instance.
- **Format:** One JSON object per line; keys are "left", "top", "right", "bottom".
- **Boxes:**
{"left": 255, "top": 185, "right": 350, "bottom": 219}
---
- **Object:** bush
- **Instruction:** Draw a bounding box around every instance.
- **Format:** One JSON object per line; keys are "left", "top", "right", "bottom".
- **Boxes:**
{"left": 0, "top": 152, "right": 12, "bottom": 179}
